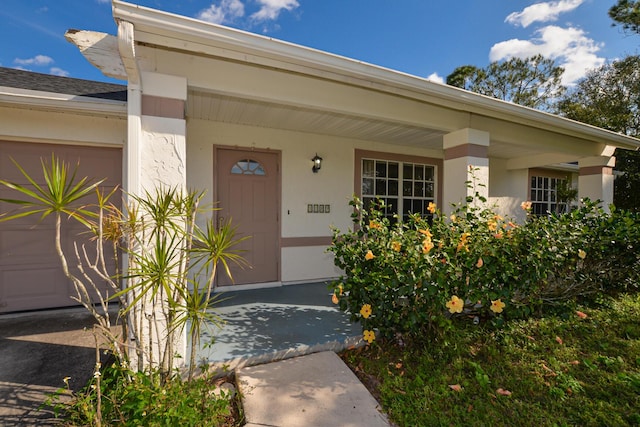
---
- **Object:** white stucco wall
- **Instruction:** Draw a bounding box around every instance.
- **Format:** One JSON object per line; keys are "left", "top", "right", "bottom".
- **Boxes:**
{"left": 0, "top": 105, "right": 126, "bottom": 147}
{"left": 186, "top": 119, "right": 443, "bottom": 283}
{"left": 489, "top": 158, "right": 529, "bottom": 223}
{"left": 140, "top": 115, "right": 186, "bottom": 191}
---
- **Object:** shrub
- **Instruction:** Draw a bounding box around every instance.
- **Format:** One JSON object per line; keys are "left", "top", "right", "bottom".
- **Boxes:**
{"left": 48, "top": 360, "right": 236, "bottom": 426}
{"left": 329, "top": 189, "right": 640, "bottom": 344}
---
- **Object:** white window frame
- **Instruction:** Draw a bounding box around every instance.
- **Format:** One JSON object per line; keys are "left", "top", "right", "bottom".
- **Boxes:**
{"left": 530, "top": 174, "right": 569, "bottom": 215}
{"left": 356, "top": 150, "right": 441, "bottom": 222}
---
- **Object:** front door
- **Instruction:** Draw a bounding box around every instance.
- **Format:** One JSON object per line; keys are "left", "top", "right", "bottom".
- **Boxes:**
{"left": 215, "top": 148, "right": 280, "bottom": 286}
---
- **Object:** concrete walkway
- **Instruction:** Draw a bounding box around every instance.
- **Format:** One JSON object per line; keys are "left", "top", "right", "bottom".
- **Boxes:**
{"left": 238, "top": 351, "right": 391, "bottom": 427}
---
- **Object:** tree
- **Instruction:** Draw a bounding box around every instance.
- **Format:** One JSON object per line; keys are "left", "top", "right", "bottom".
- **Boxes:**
{"left": 0, "top": 156, "right": 248, "bottom": 382}
{"left": 609, "top": 0, "right": 640, "bottom": 35}
{"left": 446, "top": 54, "right": 566, "bottom": 111}
{"left": 557, "top": 55, "right": 640, "bottom": 211}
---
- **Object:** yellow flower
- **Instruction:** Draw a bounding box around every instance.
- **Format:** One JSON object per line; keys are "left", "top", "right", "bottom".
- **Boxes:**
{"left": 490, "top": 299, "right": 506, "bottom": 314}
{"left": 476, "top": 257, "right": 484, "bottom": 268}
{"left": 63, "top": 376, "right": 71, "bottom": 386}
{"left": 418, "top": 228, "right": 433, "bottom": 238}
{"left": 456, "top": 232, "right": 471, "bottom": 252}
{"left": 427, "top": 202, "right": 437, "bottom": 214}
{"left": 363, "top": 330, "right": 376, "bottom": 344}
{"left": 487, "top": 221, "right": 497, "bottom": 231}
{"left": 521, "top": 201, "right": 532, "bottom": 211}
{"left": 578, "top": 249, "right": 586, "bottom": 259}
{"left": 369, "top": 220, "right": 382, "bottom": 230}
{"left": 360, "top": 304, "right": 372, "bottom": 319}
{"left": 365, "top": 250, "right": 375, "bottom": 260}
{"left": 338, "top": 284, "right": 344, "bottom": 296}
{"left": 446, "top": 295, "right": 464, "bottom": 314}
{"left": 391, "top": 241, "right": 402, "bottom": 252}
{"left": 331, "top": 293, "right": 339, "bottom": 304}
{"left": 422, "top": 238, "right": 434, "bottom": 254}
{"left": 450, "top": 214, "right": 457, "bottom": 223}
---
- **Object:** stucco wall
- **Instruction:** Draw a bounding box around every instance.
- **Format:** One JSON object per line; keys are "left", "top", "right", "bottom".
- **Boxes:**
{"left": 489, "top": 158, "right": 529, "bottom": 223}
{"left": 186, "top": 119, "right": 443, "bottom": 282}
{"left": 0, "top": 106, "right": 126, "bottom": 148}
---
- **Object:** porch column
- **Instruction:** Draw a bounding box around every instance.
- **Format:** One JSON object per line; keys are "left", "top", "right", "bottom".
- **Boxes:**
{"left": 578, "top": 155, "right": 615, "bottom": 211}
{"left": 126, "top": 71, "right": 188, "bottom": 370}
{"left": 442, "top": 128, "right": 490, "bottom": 214}
{"left": 138, "top": 71, "right": 187, "bottom": 191}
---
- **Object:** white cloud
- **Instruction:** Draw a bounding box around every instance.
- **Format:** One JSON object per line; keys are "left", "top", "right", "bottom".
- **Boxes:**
{"left": 490, "top": 25, "right": 604, "bottom": 85}
{"left": 14, "top": 55, "right": 54, "bottom": 66}
{"left": 506, "top": 0, "right": 584, "bottom": 28}
{"left": 426, "top": 72, "right": 445, "bottom": 84}
{"left": 251, "top": 0, "right": 299, "bottom": 22}
{"left": 197, "top": 0, "right": 245, "bottom": 24}
{"left": 50, "top": 67, "right": 70, "bottom": 77}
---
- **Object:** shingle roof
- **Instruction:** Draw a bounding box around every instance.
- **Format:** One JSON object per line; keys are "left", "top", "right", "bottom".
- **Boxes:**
{"left": 0, "top": 67, "right": 127, "bottom": 102}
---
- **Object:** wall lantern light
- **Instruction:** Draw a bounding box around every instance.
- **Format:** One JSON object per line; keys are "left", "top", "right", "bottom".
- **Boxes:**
{"left": 312, "top": 153, "right": 323, "bottom": 173}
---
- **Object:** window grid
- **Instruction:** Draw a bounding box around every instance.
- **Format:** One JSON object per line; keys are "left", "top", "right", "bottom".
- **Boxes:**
{"left": 231, "top": 159, "right": 266, "bottom": 176}
{"left": 362, "top": 158, "right": 435, "bottom": 222}
{"left": 530, "top": 176, "right": 567, "bottom": 215}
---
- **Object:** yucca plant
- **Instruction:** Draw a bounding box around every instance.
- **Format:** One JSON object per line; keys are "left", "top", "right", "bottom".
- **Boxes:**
{"left": 0, "top": 155, "right": 247, "bottom": 382}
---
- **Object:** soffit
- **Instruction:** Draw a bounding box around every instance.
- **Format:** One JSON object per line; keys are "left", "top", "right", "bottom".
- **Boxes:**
{"left": 186, "top": 90, "right": 583, "bottom": 162}
{"left": 187, "top": 90, "right": 446, "bottom": 149}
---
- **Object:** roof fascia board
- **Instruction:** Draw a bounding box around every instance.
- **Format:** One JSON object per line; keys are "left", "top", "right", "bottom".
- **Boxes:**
{"left": 112, "top": 1, "right": 640, "bottom": 150}
{"left": 0, "top": 87, "right": 127, "bottom": 117}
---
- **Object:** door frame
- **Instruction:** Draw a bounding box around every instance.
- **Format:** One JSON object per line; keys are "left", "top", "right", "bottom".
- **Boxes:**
{"left": 212, "top": 145, "right": 282, "bottom": 285}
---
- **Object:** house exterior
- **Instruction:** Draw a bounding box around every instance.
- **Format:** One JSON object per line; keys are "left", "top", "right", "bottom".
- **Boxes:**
{"left": 1, "top": 0, "right": 639, "bottom": 313}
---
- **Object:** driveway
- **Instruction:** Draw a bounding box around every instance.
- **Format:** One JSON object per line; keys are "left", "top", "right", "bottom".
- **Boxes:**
{"left": 0, "top": 308, "right": 108, "bottom": 426}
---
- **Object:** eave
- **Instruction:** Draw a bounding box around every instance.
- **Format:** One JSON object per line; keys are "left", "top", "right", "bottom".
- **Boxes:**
{"left": 110, "top": 1, "right": 640, "bottom": 152}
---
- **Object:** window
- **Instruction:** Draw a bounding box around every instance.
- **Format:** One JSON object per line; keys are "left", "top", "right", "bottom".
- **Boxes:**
{"left": 231, "top": 159, "right": 266, "bottom": 175}
{"left": 530, "top": 175, "right": 568, "bottom": 215}
{"left": 361, "top": 158, "right": 436, "bottom": 222}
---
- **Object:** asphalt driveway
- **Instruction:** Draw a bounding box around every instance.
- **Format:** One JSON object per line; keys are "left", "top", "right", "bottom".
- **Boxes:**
{"left": 0, "top": 308, "right": 107, "bottom": 426}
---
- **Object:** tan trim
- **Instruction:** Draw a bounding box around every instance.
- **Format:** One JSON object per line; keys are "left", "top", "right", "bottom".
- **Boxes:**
{"left": 354, "top": 149, "right": 443, "bottom": 206}
{"left": 580, "top": 166, "right": 613, "bottom": 176}
{"left": 141, "top": 94, "right": 184, "bottom": 119}
{"left": 444, "top": 143, "right": 488, "bottom": 160}
{"left": 281, "top": 236, "right": 332, "bottom": 247}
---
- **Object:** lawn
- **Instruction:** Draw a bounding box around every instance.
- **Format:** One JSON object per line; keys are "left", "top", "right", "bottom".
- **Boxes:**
{"left": 342, "top": 294, "right": 640, "bottom": 427}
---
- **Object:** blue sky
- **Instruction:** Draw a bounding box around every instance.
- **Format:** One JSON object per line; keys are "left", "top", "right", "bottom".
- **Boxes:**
{"left": 1, "top": 0, "right": 638, "bottom": 87}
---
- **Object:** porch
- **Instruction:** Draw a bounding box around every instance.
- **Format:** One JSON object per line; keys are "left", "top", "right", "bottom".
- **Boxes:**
{"left": 197, "top": 281, "right": 360, "bottom": 370}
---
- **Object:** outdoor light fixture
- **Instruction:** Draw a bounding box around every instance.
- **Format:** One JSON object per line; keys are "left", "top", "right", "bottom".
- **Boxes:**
{"left": 312, "top": 153, "right": 323, "bottom": 173}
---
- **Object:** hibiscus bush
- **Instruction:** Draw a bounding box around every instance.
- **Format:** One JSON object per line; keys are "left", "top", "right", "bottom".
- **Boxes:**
{"left": 329, "top": 191, "right": 640, "bottom": 345}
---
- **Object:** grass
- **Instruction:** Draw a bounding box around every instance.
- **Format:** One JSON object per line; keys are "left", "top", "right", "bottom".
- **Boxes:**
{"left": 342, "top": 294, "right": 640, "bottom": 427}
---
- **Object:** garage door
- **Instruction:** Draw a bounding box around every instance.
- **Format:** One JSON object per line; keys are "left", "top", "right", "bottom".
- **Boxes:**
{"left": 0, "top": 141, "right": 122, "bottom": 313}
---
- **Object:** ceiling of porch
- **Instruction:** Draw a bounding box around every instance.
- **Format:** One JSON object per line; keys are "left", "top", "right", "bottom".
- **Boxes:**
{"left": 186, "top": 90, "right": 556, "bottom": 162}
{"left": 187, "top": 90, "right": 447, "bottom": 150}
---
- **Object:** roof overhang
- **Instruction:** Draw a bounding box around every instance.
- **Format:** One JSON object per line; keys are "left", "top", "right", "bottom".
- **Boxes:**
{"left": 0, "top": 86, "right": 127, "bottom": 117}
{"left": 69, "top": 0, "right": 640, "bottom": 159}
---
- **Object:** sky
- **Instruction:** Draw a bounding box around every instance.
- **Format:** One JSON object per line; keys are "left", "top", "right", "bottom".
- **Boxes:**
{"left": 1, "top": 0, "right": 638, "bottom": 88}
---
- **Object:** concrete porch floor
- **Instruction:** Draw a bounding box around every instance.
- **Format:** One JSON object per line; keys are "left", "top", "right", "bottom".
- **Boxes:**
{"left": 197, "top": 281, "right": 361, "bottom": 370}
